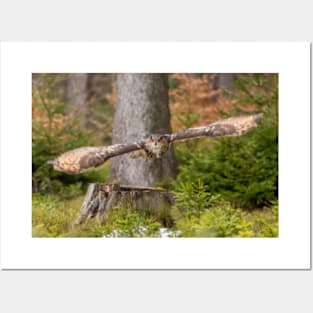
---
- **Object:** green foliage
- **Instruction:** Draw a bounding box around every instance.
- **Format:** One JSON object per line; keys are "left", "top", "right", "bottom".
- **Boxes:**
{"left": 32, "top": 194, "right": 162, "bottom": 238}
{"left": 192, "top": 202, "right": 244, "bottom": 237}
{"left": 174, "top": 180, "right": 221, "bottom": 217}
{"left": 192, "top": 202, "right": 278, "bottom": 238}
{"left": 172, "top": 185, "right": 278, "bottom": 238}
{"left": 243, "top": 201, "right": 278, "bottom": 237}
{"left": 102, "top": 207, "right": 162, "bottom": 237}
{"left": 173, "top": 74, "right": 278, "bottom": 208}
{"left": 174, "top": 117, "right": 277, "bottom": 208}
{"left": 32, "top": 192, "right": 278, "bottom": 238}
{"left": 32, "top": 194, "right": 80, "bottom": 237}
{"left": 32, "top": 74, "right": 108, "bottom": 196}
{"left": 234, "top": 74, "right": 278, "bottom": 111}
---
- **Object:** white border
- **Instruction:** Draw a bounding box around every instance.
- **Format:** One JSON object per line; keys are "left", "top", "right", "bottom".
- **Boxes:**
{"left": 0, "top": 42, "right": 310, "bottom": 269}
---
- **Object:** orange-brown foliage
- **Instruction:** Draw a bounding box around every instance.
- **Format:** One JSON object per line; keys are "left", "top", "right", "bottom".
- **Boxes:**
{"left": 169, "top": 74, "right": 235, "bottom": 131}
{"left": 105, "top": 81, "right": 116, "bottom": 108}
{"left": 32, "top": 82, "right": 80, "bottom": 146}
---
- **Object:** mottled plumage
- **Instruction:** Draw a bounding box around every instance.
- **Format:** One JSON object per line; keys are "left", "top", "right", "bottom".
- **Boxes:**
{"left": 47, "top": 113, "right": 263, "bottom": 174}
{"left": 131, "top": 135, "right": 171, "bottom": 160}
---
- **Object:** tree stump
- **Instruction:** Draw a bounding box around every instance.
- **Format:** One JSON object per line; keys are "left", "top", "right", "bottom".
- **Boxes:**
{"left": 75, "top": 184, "right": 175, "bottom": 225}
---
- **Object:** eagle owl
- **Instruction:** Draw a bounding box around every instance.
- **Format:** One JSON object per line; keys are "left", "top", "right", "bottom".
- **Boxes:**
{"left": 47, "top": 113, "right": 263, "bottom": 174}
{"left": 131, "top": 134, "right": 170, "bottom": 159}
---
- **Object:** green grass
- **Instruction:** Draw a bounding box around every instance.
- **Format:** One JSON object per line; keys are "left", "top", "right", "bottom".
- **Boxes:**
{"left": 32, "top": 194, "right": 163, "bottom": 237}
{"left": 172, "top": 200, "right": 278, "bottom": 238}
{"left": 32, "top": 193, "right": 278, "bottom": 238}
{"left": 32, "top": 194, "right": 82, "bottom": 237}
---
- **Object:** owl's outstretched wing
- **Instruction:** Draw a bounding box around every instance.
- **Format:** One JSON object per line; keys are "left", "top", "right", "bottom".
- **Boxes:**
{"left": 169, "top": 113, "right": 263, "bottom": 142}
{"left": 47, "top": 113, "right": 263, "bottom": 174}
{"left": 47, "top": 142, "right": 144, "bottom": 174}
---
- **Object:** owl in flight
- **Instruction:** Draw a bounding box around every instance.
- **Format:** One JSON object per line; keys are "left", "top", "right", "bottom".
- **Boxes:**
{"left": 47, "top": 113, "right": 263, "bottom": 175}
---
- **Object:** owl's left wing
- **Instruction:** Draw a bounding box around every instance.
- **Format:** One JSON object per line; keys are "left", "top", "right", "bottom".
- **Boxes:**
{"left": 169, "top": 113, "right": 263, "bottom": 142}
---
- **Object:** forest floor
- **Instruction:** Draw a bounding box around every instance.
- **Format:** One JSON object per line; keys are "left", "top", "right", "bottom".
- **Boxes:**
{"left": 32, "top": 193, "right": 278, "bottom": 238}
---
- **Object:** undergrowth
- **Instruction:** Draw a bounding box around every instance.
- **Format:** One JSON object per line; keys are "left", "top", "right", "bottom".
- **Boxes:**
{"left": 32, "top": 189, "right": 278, "bottom": 238}
{"left": 171, "top": 179, "right": 278, "bottom": 237}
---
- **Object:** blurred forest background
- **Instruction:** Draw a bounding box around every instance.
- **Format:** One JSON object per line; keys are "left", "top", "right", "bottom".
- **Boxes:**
{"left": 32, "top": 73, "right": 278, "bottom": 238}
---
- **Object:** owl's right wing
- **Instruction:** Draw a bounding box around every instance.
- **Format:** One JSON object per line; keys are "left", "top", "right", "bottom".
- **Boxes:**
{"left": 47, "top": 142, "right": 144, "bottom": 174}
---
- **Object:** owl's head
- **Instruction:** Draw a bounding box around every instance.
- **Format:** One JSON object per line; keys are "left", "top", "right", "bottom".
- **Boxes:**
{"left": 144, "top": 134, "right": 170, "bottom": 158}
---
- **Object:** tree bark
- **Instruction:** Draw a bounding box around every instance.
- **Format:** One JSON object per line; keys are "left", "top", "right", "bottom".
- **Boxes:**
{"left": 67, "top": 73, "right": 89, "bottom": 128}
{"left": 109, "top": 74, "right": 177, "bottom": 186}
{"left": 211, "top": 73, "right": 235, "bottom": 103}
{"left": 75, "top": 184, "right": 175, "bottom": 225}
{"left": 218, "top": 73, "right": 234, "bottom": 92}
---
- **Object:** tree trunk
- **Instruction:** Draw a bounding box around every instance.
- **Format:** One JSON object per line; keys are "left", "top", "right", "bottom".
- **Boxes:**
{"left": 75, "top": 183, "right": 175, "bottom": 225}
{"left": 109, "top": 74, "right": 177, "bottom": 186}
{"left": 211, "top": 73, "right": 235, "bottom": 103}
{"left": 67, "top": 73, "right": 89, "bottom": 128}
{"left": 218, "top": 73, "right": 234, "bottom": 92}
